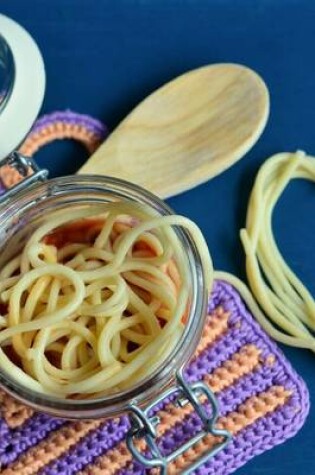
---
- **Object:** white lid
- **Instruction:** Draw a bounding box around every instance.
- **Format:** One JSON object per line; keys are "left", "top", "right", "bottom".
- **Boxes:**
{"left": 0, "top": 14, "right": 45, "bottom": 159}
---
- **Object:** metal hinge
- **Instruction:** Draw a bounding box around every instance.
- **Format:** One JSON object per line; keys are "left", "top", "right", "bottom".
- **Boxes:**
{"left": 0, "top": 151, "right": 48, "bottom": 203}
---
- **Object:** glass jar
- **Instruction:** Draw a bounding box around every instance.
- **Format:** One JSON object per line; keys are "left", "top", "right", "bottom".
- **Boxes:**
{"left": 0, "top": 153, "right": 230, "bottom": 473}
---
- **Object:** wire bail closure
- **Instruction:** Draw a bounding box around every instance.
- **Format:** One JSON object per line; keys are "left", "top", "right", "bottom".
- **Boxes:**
{"left": 126, "top": 369, "right": 231, "bottom": 474}
{"left": 0, "top": 151, "right": 48, "bottom": 203}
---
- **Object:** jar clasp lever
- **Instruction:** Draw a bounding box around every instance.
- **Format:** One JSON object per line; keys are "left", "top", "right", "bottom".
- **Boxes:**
{"left": 0, "top": 151, "right": 48, "bottom": 202}
{"left": 126, "top": 368, "right": 231, "bottom": 474}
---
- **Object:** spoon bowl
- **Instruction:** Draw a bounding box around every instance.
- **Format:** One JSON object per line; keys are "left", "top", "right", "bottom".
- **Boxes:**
{"left": 79, "top": 64, "right": 269, "bottom": 198}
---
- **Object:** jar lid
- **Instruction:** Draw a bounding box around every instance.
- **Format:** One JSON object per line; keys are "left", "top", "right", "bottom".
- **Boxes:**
{"left": 0, "top": 14, "right": 45, "bottom": 159}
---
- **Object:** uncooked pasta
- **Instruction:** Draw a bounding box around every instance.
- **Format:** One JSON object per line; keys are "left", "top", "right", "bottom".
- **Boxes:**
{"left": 240, "top": 151, "right": 315, "bottom": 351}
{"left": 0, "top": 202, "right": 213, "bottom": 397}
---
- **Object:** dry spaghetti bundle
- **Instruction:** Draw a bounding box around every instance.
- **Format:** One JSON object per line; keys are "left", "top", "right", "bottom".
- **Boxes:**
{"left": 0, "top": 203, "right": 212, "bottom": 397}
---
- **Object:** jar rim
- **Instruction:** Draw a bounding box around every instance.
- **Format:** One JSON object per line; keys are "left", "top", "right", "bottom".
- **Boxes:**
{"left": 0, "top": 175, "right": 208, "bottom": 418}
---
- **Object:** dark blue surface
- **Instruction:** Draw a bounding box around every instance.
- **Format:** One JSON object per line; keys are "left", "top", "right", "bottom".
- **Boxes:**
{"left": 1, "top": 1, "right": 314, "bottom": 473}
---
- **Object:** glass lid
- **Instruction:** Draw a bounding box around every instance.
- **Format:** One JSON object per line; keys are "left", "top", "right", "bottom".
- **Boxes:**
{"left": 0, "top": 34, "right": 15, "bottom": 113}
{"left": 0, "top": 14, "right": 45, "bottom": 160}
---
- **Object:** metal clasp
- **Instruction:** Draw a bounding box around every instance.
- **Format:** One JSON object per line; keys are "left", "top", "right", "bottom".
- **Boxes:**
{"left": 0, "top": 151, "right": 48, "bottom": 203}
{"left": 126, "top": 369, "right": 231, "bottom": 474}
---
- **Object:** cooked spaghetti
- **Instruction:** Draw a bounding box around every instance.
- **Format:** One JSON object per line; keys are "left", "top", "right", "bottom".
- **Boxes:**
{"left": 240, "top": 151, "right": 315, "bottom": 351}
{"left": 0, "top": 202, "right": 213, "bottom": 397}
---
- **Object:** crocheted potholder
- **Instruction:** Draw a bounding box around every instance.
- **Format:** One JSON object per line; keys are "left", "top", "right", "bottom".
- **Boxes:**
{"left": 0, "top": 112, "right": 310, "bottom": 474}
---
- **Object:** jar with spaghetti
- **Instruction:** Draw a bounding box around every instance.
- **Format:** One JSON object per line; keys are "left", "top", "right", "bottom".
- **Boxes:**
{"left": 0, "top": 14, "right": 231, "bottom": 472}
{"left": 0, "top": 153, "right": 231, "bottom": 472}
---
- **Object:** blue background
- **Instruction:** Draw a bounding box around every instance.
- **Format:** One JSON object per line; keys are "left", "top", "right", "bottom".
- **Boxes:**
{"left": 1, "top": 1, "right": 314, "bottom": 473}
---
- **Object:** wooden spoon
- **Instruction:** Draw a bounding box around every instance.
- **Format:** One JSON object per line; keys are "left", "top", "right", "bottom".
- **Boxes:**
{"left": 79, "top": 63, "right": 269, "bottom": 198}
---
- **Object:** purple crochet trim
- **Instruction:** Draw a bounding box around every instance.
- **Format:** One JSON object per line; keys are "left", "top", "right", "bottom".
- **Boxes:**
{"left": 0, "top": 280, "right": 310, "bottom": 475}
{"left": 30, "top": 110, "right": 107, "bottom": 139}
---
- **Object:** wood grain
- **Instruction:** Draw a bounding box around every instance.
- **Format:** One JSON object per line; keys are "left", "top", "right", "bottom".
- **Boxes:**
{"left": 79, "top": 64, "right": 269, "bottom": 198}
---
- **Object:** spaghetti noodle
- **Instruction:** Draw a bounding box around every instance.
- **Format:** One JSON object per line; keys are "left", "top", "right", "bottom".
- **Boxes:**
{"left": 240, "top": 151, "right": 315, "bottom": 351}
{"left": 0, "top": 203, "right": 213, "bottom": 397}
